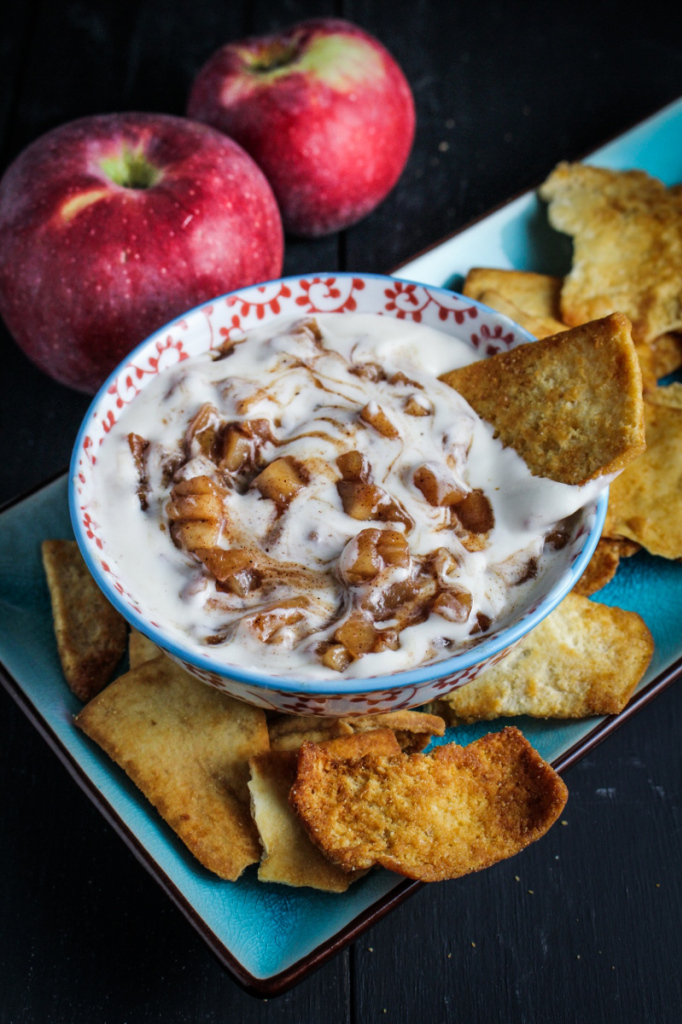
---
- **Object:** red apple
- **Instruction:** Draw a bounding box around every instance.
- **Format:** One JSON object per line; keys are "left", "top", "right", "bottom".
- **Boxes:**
{"left": 187, "top": 18, "right": 415, "bottom": 237}
{"left": 0, "top": 113, "right": 283, "bottom": 393}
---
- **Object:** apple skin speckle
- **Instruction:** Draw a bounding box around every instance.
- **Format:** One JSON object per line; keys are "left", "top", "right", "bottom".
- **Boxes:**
{"left": 0, "top": 112, "right": 283, "bottom": 393}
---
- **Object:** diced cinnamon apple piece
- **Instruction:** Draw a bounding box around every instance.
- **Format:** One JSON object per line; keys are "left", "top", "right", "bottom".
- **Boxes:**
{"left": 360, "top": 402, "right": 399, "bottom": 439}
{"left": 171, "top": 519, "right": 222, "bottom": 551}
{"left": 349, "top": 362, "right": 385, "bottom": 382}
{"left": 337, "top": 482, "right": 413, "bottom": 531}
{"left": 319, "top": 643, "right": 352, "bottom": 673}
{"left": 219, "top": 425, "right": 254, "bottom": 474}
{"left": 340, "top": 532, "right": 382, "bottom": 584}
{"left": 185, "top": 402, "right": 218, "bottom": 457}
{"left": 374, "top": 628, "right": 400, "bottom": 652}
{"left": 253, "top": 457, "right": 307, "bottom": 506}
{"left": 470, "top": 612, "right": 492, "bottom": 635}
{"left": 337, "top": 450, "right": 372, "bottom": 483}
{"left": 127, "top": 432, "right": 150, "bottom": 511}
{"left": 413, "top": 464, "right": 465, "bottom": 507}
{"left": 334, "top": 614, "right": 379, "bottom": 658}
{"left": 376, "top": 529, "right": 410, "bottom": 569}
{"left": 340, "top": 529, "right": 410, "bottom": 585}
{"left": 250, "top": 597, "right": 309, "bottom": 645}
{"left": 167, "top": 476, "right": 225, "bottom": 522}
{"left": 389, "top": 371, "right": 422, "bottom": 388}
{"left": 217, "top": 419, "right": 272, "bottom": 475}
{"left": 428, "top": 547, "right": 461, "bottom": 580}
{"left": 167, "top": 476, "right": 227, "bottom": 551}
{"left": 431, "top": 589, "right": 473, "bottom": 623}
{"left": 291, "top": 317, "right": 324, "bottom": 343}
{"left": 195, "top": 547, "right": 262, "bottom": 597}
{"left": 453, "top": 489, "right": 495, "bottom": 533}
{"left": 404, "top": 395, "right": 432, "bottom": 416}
{"left": 369, "top": 575, "right": 437, "bottom": 629}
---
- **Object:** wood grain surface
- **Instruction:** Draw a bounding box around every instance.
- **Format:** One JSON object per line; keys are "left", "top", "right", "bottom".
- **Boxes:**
{"left": 1, "top": 1, "right": 681, "bottom": 1021}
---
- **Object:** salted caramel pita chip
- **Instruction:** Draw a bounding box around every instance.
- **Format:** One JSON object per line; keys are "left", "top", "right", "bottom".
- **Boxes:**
{"left": 128, "top": 628, "right": 161, "bottom": 669}
{"left": 604, "top": 387, "right": 682, "bottom": 557}
{"left": 41, "top": 539, "right": 128, "bottom": 701}
{"left": 477, "top": 290, "right": 566, "bottom": 340}
{"left": 539, "top": 163, "right": 682, "bottom": 344}
{"left": 428, "top": 593, "right": 652, "bottom": 725}
{"left": 441, "top": 314, "right": 645, "bottom": 485}
{"left": 572, "top": 537, "right": 640, "bottom": 597}
{"left": 463, "top": 268, "right": 565, "bottom": 329}
{"left": 268, "top": 710, "right": 444, "bottom": 753}
{"left": 289, "top": 727, "right": 567, "bottom": 882}
{"left": 75, "top": 657, "right": 269, "bottom": 880}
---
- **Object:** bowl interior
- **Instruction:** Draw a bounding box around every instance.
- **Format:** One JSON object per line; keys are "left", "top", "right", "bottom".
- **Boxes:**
{"left": 70, "top": 272, "right": 605, "bottom": 695}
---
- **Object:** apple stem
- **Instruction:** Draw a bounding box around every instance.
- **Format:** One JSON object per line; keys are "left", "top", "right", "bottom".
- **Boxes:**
{"left": 247, "top": 41, "right": 300, "bottom": 74}
{"left": 99, "top": 146, "right": 162, "bottom": 190}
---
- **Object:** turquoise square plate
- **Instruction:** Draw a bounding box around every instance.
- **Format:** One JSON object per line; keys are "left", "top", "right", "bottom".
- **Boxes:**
{"left": 2, "top": 96, "right": 682, "bottom": 996}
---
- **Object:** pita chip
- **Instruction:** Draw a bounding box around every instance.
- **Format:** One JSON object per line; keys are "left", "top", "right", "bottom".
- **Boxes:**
{"left": 477, "top": 289, "right": 567, "bottom": 340}
{"left": 650, "top": 332, "right": 682, "bottom": 380}
{"left": 290, "top": 728, "right": 568, "bottom": 882}
{"left": 604, "top": 387, "right": 682, "bottom": 557}
{"left": 41, "top": 539, "right": 128, "bottom": 701}
{"left": 249, "top": 750, "right": 357, "bottom": 891}
{"left": 440, "top": 314, "right": 645, "bottom": 485}
{"left": 129, "top": 628, "right": 161, "bottom": 669}
{"left": 248, "top": 731, "right": 398, "bottom": 891}
{"left": 75, "top": 657, "right": 269, "bottom": 880}
{"left": 463, "top": 268, "right": 565, "bottom": 329}
{"left": 539, "top": 162, "right": 682, "bottom": 344}
{"left": 268, "top": 709, "right": 444, "bottom": 753}
{"left": 427, "top": 593, "right": 653, "bottom": 725}
{"left": 572, "top": 538, "right": 640, "bottom": 597}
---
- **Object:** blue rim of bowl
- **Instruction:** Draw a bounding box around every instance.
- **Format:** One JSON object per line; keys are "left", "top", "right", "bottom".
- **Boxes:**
{"left": 69, "top": 271, "right": 608, "bottom": 696}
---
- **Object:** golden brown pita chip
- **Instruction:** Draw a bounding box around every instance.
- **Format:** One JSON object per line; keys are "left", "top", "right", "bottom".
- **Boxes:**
{"left": 268, "top": 715, "right": 349, "bottom": 751}
{"left": 268, "top": 710, "right": 444, "bottom": 753}
{"left": 463, "top": 268, "right": 565, "bottom": 328}
{"left": 642, "top": 381, "right": 682, "bottom": 408}
{"left": 75, "top": 657, "right": 269, "bottom": 880}
{"left": 128, "top": 628, "right": 160, "bottom": 669}
{"left": 633, "top": 341, "right": 660, "bottom": 393}
{"left": 572, "top": 537, "right": 640, "bottom": 597}
{"left": 477, "top": 290, "right": 567, "bottom": 340}
{"left": 248, "top": 750, "right": 361, "bottom": 891}
{"left": 339, "top": 711, "right": 445, "bottom": 753}
{"left": 440, "top": 314, "right": 645, "bottom": 485}
{"left": 428, "top": 593, "right": 652, "bottom": 725}
{"left": 539, "top": 163, "right": 682, "bottom": 344}
{"left": 604, "top": 387, "right": 682, "bottom": 557}
{"left": 248, "top": 731, "right": 394, "bottom": 890}
{"left": 321, "top": 729, "right": 402, "bottom": 759}
{"left": 651, "top": 332, "right": 682, "bottom": 379}
{"left": 290, "top": 727, "right": 567, "bottom": 882}
{"left": 41, "top": 539, "right": 128, "bottom": 701}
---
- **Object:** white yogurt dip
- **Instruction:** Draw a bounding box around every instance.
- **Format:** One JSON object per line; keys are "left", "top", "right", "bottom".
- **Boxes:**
{"left": 96, "top": 313, "right": 604, "bottom": 679}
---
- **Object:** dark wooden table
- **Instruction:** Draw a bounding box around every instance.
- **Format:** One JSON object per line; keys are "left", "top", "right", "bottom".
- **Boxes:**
{"left": 2, "top": 2, "right": 682, "bottom": 1021}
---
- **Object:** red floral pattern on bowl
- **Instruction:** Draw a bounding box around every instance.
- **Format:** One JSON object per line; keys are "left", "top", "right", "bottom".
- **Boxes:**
{"left": 70, "top": 273, "right": 604, "bottom": 716}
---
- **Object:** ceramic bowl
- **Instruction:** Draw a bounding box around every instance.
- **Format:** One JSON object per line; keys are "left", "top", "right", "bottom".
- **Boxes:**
{"left": 70, "top": 272, "right": 606, "bottom": 715}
